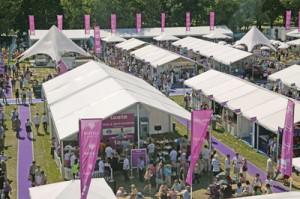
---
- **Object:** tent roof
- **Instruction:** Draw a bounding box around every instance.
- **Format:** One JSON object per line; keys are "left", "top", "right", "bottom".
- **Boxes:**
{"left": 287, "top": 39, "right": 300, "bottom": 46}
{"left": 43, "top": 61, "right": 190, "bottom": 140}
{"left": 286, "top": 29, "right": 300, "bottom": 38}
{"left": 268, "top": 64, "right": 300, "bottom": 90}
{"left": 203, "top": 31, "right": 232, "bottom": 40}
{"left": 236, "top": 26, "right": 275, "bottom": 52}
{"left": 240, "top": 191, "right": 300, "bottom": 199}
{"left": 184, "top": 70, "right": 300, "bottom": 132}
{"left": 29, "top": 178, "right": 116, "bottom": 199}
{"left": 130, "top": 45, "right": 195, "bottom": 67}
{"left": 153, "top": 33, "right": 180, "bottom": 41}
{"left": 29, "top": 26, "right": 233, "bottom": 40}
{"left": 102, "top": 34, "right": 126, "bottom": 43}
{"left": 172, "top": 37, "right": 252, "bottom": 65}
{"left": 115, "top": 38, "right": 147, "bottom": 51}
{"left": 19, "top": 25, "right": 88, "bottom": 62}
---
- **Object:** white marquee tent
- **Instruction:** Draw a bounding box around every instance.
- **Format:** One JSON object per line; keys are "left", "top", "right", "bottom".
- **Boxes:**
{"left": 19, "top": 25, "right": 89, "bottom": 63}
{"left": 130, "top": 44, "right": 195, "bottom": 68}
{"left": 268, "top": 64, "right": 300, "bottom": 90}
{"left": 153, "top": 33, "right": 180, "bottom": 41}
{"left": 203, "top": 31, "right": 232, "bottom": 40}
{"left": 172, "top": 37, "right": 252, "bottom": 65}
{"left": 43, "top": 61, "right": 190, "bottom": 141}
{"left": 287, "top": 39, "right": 300, "bottom": 46}
{"left": 286, "top": 29, "right": 300, "bottom": 38}
{"left": 184, "top": 69, "right": 300, "bottom": 132}
{"left": 115, "top": 38, "right": 147, "bottom": 51}
{"left": 29, "top": 26, "right": 233, "bottom": 41}
{"left": 241, "top": 191, "right": 300, "bottom": 199}
{"left": 29, "top": 178, "right": 116, "bottom": 199}
{"left": 102, "top": 34, "right": 126, "bottom": 43}
{"left": 235, "top": 26, "right": 275, "bottom": 52}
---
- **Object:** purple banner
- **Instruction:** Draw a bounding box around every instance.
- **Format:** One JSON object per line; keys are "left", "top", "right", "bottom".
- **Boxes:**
{"left": 94, "top": 26, "right": 101, "bottom": 55}
{"left": 186, "top": 12, "right": 191, "bottom": 31}
{"left": 186, "top": 110, "right": 212, "bottom": 185}
{"left": 111, "top": 14, "right": 117, "bottom": 33}
{"left": 84, "top": 15, "right": 90, "bottom": 34}
{"left": 80, "top": 119, "right": 102, "bottom": 199}
{"left": 286, "top": 10, "right": 291, "bottom": 30}
{"left": 136, "top": 13, "right": 142, "bottom": 33}
{"left": 58, "top": 60, "right": 68, "bottom": 75}
{"left": 210, "top": 11, "right": 215, "bottom": 31}
{"left": 29, "top": 15, "right": 35, "bottom": 35}
{"left": 131, "top": 148, "right": 147, "bottom": 168}
{"left": 161, "top": 13, "right": 165, "bottom": 32}
{"left": 103, "top": 113, "right": 134, "bottom": 128}
{"left": 57, "top": 15, "right": 63, "bottom": 31}
{"left": 280, "top": 100, "right": 295, "bottom": 177}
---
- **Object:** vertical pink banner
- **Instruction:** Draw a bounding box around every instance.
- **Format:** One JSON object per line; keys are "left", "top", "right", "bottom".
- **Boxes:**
{"left": 84, "top": 15, "right": 90, "bottom": 34}
{"left": 280, "top": 100, "right": 295, "bottom": 177}
{"left": 28, "top": 15, "right": 35, "bottom": 35}
{"left": 186, "top": 110, "right": 212, "bottom": 185}
{"left": 57, "top": 15, "right": 63, "bottom": 31}
{"left": 298, "top": 12, "right": 300, "bottom": 32}
{"left": 94, "top": 26, "right": 101, "bottom": 55}
{"left": 80, "top": 119, "right": 102, "bottom": 199}
{"left": 210, "top": 11, "right": 215, "bottom": 31}
{"left": 161, "top": 13, "right": 165, "bottom": 32}
{"left": 186, "top": 12, "right": 191, "bottom": 31}
{"left": 286, "top": 10, "right": 292, "bottom": 30}
{"left": 111, "top": 14, "right": 117, "bottom": 33}
{"left": 136, "top": 13, "right": 142, "bottom": 33}
{"left": 58, "top": 60, "right": 68, "bottom": 75}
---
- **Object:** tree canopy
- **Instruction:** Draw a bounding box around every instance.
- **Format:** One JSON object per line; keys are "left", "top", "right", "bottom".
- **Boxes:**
{"left": 0, "top": 0, "right": 299, "bottom": 34}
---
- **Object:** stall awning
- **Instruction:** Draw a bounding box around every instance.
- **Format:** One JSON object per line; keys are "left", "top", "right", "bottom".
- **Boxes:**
{"left": 43, "top": 61, "right": 190, "bottom": 140}
{"left": 184, "top": 69, "right": 300, "bottom": 132}
{"left": 115, "top": 38, "right": 147, "bottom": 51}
{"left": 172, "top": 37, "right": 253, "bottom": 65}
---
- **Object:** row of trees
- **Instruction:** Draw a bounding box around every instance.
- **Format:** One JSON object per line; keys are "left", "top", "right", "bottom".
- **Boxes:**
{"left": 1, "top": 0, "right": 300, "bottom": 35}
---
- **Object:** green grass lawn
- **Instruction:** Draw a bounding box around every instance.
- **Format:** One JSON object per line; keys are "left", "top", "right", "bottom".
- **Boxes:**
{"left": 30, "top": 103, "right": 62, "bottom": 184}
{"left": 170, "top": 96, "right": 185, "bottom": 108}
{"left": 4, "top": 105, "right": 18, "bottom": 199}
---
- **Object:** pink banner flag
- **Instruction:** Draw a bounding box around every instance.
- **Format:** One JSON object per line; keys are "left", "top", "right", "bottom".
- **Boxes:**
{"left": 286, "top": 10, "right": 292, "bottom": 30}
{"left": 298, "top": 12, "right": 300, "bottom": 32}
{"left": 186, "top": 12, "right": 191, "bottom": 31}
{"left": 136, "top": 13, "right": 142, "bottom": 33}
{"left": 28, "top": 15, "right": 35, "bottom": 35}
{"left": 161, "top": 13, "right": 165, "bottom": 32}
{"left": 58, "top": 60, "right": 68, "bottom": 75}
{"left": 186, "top": 110, "right": 212, "bottom": 185}
{"left": 111, "top": 14, "right": 117, "bottom": 33}
{"left": 57, "top": 15, "right": 63, "bottom": 31}
{"left": 210, "top": 11, "right": 215, "bottom": 31}
{"left": 94, "top": 26, "right": 101, "bottom": 55}
{"left": 280, "top": 100, "right": 295, "bottom": 177}
{"left": 84, "top": 15, "right": 90, "bottom": 34}
{"left": 80, "top": 119, "right": 102, "bottom": 199}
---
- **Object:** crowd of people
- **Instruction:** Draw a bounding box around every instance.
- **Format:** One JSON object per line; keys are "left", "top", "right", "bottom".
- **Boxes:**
{"left": 28, "top": 161, "right": 47, "bottom": 187}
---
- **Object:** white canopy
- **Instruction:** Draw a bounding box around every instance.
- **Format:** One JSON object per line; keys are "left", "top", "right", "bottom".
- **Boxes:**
{"left": 19, "top": 25, "right": 88, "bottom": 62}
{"left": 236, "top": 26, "right": 275, "bottom": 52}
{"left": 287, "top": 39, "right": 300, "bottom": 46}
{"left": 30, "top": 26, "right": 233, "bottom": 41}
{"left": 43, "top": 61, "right": 190, "bottom": 140}
{"left": 286, "top": 29, "right": 300, "bottom": 38}
{"left": 278, "top": 42, "right": 289, "bottom": 49}
{"left": 203, "top": 31, "right": 232, "bottom": 40}
{"left": 241, "top": 192, "right": 300, "bottom": 199}
{"left": 184, "top": 70, "right": 300, "bottom": 132}
{"left": 268, "top": 64, "right": 300, "bottom": 90}
{"left": 130, "top": 45, "right": 194, "bottom": 68}
{"left": 115, "top": 38, "right": 147, "bottom": 51}
{"left": 153, "top": 33, "right": 180, "bottom": 41}
{"left": 102, "top": 34, "right": 126, "bottom": 43}
{"left": 29, "top": 178, "right": 116, "bottom": 199}
{"left": 172, "top": 37, "right": 252, "bottom": 65}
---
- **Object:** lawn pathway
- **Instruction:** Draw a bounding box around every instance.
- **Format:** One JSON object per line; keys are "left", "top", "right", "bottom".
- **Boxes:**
{"left": 17, "top": 105, "right": 33, "bottom": 199}
{"left": 175, "top": 116, "right": 289, "bottom": 193}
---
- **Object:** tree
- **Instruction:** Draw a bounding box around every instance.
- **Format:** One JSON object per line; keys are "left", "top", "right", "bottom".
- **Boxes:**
{"left": 0, "top": 0, "right": 22, "bottom": 34}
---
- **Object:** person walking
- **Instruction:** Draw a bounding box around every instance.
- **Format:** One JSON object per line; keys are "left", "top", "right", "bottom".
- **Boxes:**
{"left": 143, "top": 167, "right": 153, "bottom": 194}
{"left": 33, "top": 113, "right": 40, "bottom": 134}
{"left": 123, "top": 157, "right": 130, "bottom": 181}
{"left": 266, "top": 158, "right": 274, "bottom": 179}
{"left": 27, "top": 88, "right": 33, "bottom": 104}
{"left": 25, "top": 119, "right": 32, "bottom": 139}
{"left": 21, "top": 88, "right": 26, "bottom": 105}
{"left": 28, "top": 161, "right": 36, "bottom": 186}
{"left": 3, "top": 179, "right": 12, "bottom": 199}
{"left": 42, "top": 113, "right": 48, "bottom": 132}
{"left": 15, "top": 116, "right": 21, "bottom": 139}
{"left": 71, "top": 159, "right": 79, "bottom": 179}
{"left": 0, "top": 88, "right": 8, "bottom": 105}
{"left": 15, "top": 88, "right": 20, "bottom": 105}
{"left": 225, "top": 154, "right": 231, "bottom": 177}
{"left": 138, "top": 157, "right": 145, "bottom": 182}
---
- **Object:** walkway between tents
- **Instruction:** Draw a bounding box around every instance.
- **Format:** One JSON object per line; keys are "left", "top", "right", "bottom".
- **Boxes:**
{"left": 175, "top": 117, "right": 289, "bottom": 193}
{"left": 17, "top": 105, "right": 33, "bottom": 199}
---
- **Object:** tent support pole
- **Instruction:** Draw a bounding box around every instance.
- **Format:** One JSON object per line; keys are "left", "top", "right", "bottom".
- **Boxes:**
{"left": 276, "top": 130, "right": 280, "bottom": 163}
{"left": 252, "top": 122, "right": 255, "bottom": 148}
{"left": 137, "top": 103, "right": 140, "bottom": 148}
{"left": 256, "top": 124, "right": 260, "bottom": 151}
{"left": 60, "top": 140, "right": 65, "bottom": 179}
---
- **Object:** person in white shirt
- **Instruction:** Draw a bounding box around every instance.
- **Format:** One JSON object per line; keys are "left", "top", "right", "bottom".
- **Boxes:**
{"left": 123, "top": 157, "right": 130, "bottom": 181}
{"left": 33, "top": 112, "right": 40, "bottom": 133}
{"left": 211, "top": 154, "right": 220, "bottom": 176}
{"left": 265, "top": 175, "right": 273, "bottom": 187}
{"left": 266, "top": 158, "right": 274, "bottom": 178}
{"left": 224, "top": 154, "right": 231, "bottom": 177}
{"left": 27, "top": 88, "right": 33, "bottom": 104}
{"left": 182, "top": 186, "right": 191, "bottom": 199}
{"left": 42, "top": 113, "right": 48, "bottom": 132}
{"left": 147, "top": 142, "right": 155, "bottom": 159}
{"left": 169, "top": 148, "right": 177, "bottom": 164}
{"left": 232, "top": 153, "right": 242, "bottom": 178}
{"left": 202, "top": 145, "right": 210, "bottom": 172}
{"left": 105, "top": 145, "right": 113, "bottom": 159}
{"left": 98, "top": 159, "right": 105, "bottom": 177}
